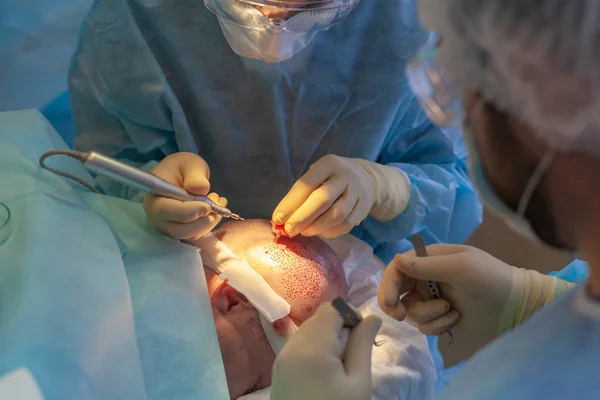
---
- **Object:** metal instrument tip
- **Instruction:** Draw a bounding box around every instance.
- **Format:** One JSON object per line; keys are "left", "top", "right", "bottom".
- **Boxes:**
{"left": 228, "top": 213, "right": 244, "bottom": 221}
{"left": 446, "top": 330, "right": 454, "bottom": 352}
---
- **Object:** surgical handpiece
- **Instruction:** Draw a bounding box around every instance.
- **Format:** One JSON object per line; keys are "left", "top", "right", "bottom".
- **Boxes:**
{"left": 39, "top": 150, "right": 244, "bottom": 221}
{"left": 411, "top": 234, "right": 454, "bottom": 352}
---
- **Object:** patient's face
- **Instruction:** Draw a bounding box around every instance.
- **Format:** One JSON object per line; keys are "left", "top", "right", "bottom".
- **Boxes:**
{"left": 206, "top": 268, "right": 275, "bottom": 398}
{"left": 205, "top": 219, "right": 348, "bottom": 398}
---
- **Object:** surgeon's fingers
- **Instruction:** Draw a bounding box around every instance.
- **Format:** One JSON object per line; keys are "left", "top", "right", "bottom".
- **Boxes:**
{"left": 144, "top": 195, "right": 212, "bottom": 223}
{"left": 179, "top": 155, "right": 211, "bottom": 196}
{"left": 417, "top": 310, "right": 461, "bottom": 336}
{"left": 284, "top": 177, "right": 347, "bottom": 236}
{"left": 378, "top": 254, "right": 418, "bottom": 321}
{"left": 299, "top": 189, "right": 357, "bottom": 237}
{"left": 150, "top": 193, "right": 226, "bottom": 239}
{"left": 318, "top": 196, "right": 371, "bottom": 239}
{"left": 152, "top": 213, "right": 221, "bottom": 240}
{"left": 344, "top": 315, "right": 382, "bottom": 379}
{"left": 151, "top": 152, "right": 211, "bottom": 195}
{"left": 396, "top": 252, "right": 468, "bottom": 283}
{"left": 215, "top": 195, "right": 228, "bottom": 208}
{"left": 402, "top": 292, "right": 450, "bottom": 324}
{"left": 272, "top": 161, "right": 333, "bottom": 225}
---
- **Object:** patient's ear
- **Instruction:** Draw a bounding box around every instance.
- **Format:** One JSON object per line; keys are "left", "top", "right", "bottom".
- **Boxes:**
{"left": 215, "top": 285, "right": 252, "bottom": 314}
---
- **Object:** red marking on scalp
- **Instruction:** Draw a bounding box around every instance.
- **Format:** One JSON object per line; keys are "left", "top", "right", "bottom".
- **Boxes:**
{"left": 216, "top": 219, "right": 348, "bottom": 325}
{"left": 262, "top": 237, "right": 328, "bottom": 302}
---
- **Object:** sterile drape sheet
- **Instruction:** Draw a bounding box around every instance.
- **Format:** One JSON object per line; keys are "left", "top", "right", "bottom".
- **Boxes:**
{"left": 0, "top": 110, "right": 229, "bottom": 400}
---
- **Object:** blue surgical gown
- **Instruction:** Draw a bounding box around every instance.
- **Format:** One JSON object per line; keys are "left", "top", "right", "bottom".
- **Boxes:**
{"left": 437, "top": 287, "right": 600, "bottom": 399}
{"left": 68, "top": 0, "right": 482, "bottom": 262}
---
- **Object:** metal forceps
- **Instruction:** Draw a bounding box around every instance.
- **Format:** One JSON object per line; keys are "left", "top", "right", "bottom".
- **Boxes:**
{"left": 411, "top": 234, "right": 454, "bottom": 352}
{"left": 332, "top": 297, "right": 386, "bottom": 347}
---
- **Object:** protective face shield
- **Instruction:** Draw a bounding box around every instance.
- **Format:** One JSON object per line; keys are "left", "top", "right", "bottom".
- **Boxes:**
{"left": 405, "top": 38, "right": 463, "bottom": 127}
{"left": 406, "top": 39, "right": 555, "bottom": 243}
{"left": 204, "top": 0, "right": 360, "bottom": 63}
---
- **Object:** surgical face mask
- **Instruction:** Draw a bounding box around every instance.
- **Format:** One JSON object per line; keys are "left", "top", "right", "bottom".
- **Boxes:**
{"left": 218, "top": 19, "right": 319, "bottom": 63}
{"left": 205, "top": 0, "right": 357, "bottom": 63}
{"left": 461, "top": 109, "right": 556, "bottom": 243}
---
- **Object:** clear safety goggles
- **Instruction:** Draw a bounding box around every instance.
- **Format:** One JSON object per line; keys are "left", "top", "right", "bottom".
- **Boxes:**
{"left": 204, "top": 0, "right": 360, "bottom": 32}
{"left": 405, "top": 38, "right": 463, "bottom": 127}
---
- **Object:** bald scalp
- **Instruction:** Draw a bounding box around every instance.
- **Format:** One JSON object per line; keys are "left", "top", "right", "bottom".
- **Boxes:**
{"left": 214, "top": 219, "right": 348, "bottom": 324}
{"left": 214, "top": 219, "right": 340, "bottom": 258}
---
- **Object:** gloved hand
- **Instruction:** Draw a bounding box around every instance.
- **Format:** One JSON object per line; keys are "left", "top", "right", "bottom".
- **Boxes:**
{"left": 272, "top": 154, "right": 410, "bottom": 238}
{"left": 377, "top": 244, "right": 575, "bottom": 358}
{"left": 271, "top": 302, "right": 382, "bottom": 400}
{"left": 143, "top": 152, "right": 227, "bottom": 240}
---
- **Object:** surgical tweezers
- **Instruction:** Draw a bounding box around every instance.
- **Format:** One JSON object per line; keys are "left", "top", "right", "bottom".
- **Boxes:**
{"left": 411, "top": 234, "right": 454, "bottom": 352}
{"left": 332, "top": 297, "right": 386, "bottom": 347}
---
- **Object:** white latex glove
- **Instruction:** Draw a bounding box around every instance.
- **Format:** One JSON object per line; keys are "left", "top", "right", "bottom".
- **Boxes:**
{"left": 271, "top": 302, "right": 382, "bottom": 400}
{"left": 143, "top": 152, "right": 227, "bottom": 240}
{"left": 377, "top": 244, "right": 576, "bottom": 359}
{"left": 272, "top": 154, "right": 410, "bottom": 238}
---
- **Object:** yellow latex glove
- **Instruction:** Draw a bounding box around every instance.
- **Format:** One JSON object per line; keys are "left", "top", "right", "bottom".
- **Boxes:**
{"left": 502, "top": 267, "right": 576, "bottom": 330}
{"left": 142, "top": 152, "right": 227, "bottom": 240}
{"left": 272, "top": 154, "right": 410, "bottom": 238}
{"left": 377, "top": 245, "right": 576, "bottom": 358}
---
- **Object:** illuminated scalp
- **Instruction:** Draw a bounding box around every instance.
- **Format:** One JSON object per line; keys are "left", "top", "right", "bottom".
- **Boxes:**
{"left": 214, "top": 219, "right": 348, "bottom": 324}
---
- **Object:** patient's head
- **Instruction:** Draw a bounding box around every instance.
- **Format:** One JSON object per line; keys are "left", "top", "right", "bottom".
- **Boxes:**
{"left": 205, "top": 219, "right": 348, "bottom": 398}
{"left": 216, "top": 219, "right": 348, "bottom": 324}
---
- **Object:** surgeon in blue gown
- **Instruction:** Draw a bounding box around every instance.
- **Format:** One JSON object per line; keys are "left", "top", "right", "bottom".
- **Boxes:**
{"left": 68, "top": 0, "right": 482, "bottom": 263}
{"left": 269, "top": 1, "right": 600, "bottom": 399}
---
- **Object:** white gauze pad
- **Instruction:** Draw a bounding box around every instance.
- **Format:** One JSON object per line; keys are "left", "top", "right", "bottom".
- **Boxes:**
{"left": 258, "top": 314, "right": 298, "bottom": 356}
{"left": 197, "top": 233, "right": 291, "bottom": 322}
